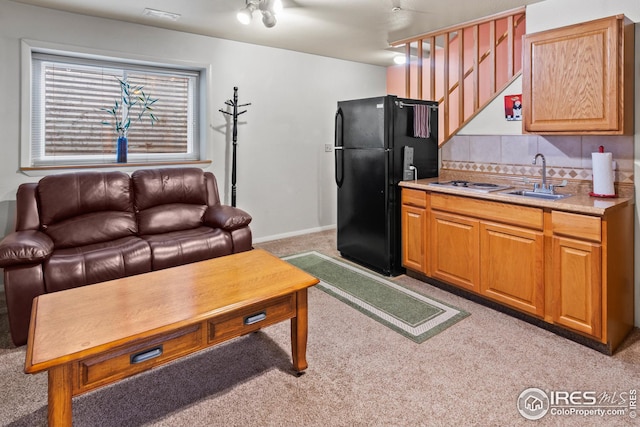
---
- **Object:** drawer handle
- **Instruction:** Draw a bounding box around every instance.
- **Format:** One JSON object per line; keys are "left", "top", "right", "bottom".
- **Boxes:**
{"left": 130, "top": 346, "right": 163, "bottom": 364}
{"left": 244, "top": 311, "right": 267, "bottom": 325}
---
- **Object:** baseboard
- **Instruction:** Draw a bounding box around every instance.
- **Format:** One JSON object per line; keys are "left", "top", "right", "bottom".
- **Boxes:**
{"left": 253, "top": 225, "right": 336, "bottom": 244}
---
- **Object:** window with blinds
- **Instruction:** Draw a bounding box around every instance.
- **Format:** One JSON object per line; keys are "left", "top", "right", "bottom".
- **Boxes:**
{"left": 31, "top": 53, "right": 200, "bottom": 166}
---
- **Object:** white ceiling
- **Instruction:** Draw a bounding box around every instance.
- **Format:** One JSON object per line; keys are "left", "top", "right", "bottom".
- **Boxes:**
{"left": 12, "top": 0, "right": 543, "bottom": 66}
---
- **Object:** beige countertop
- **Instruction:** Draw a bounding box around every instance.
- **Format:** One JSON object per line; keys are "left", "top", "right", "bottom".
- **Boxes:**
{"left": 399, "top": 177, "right": 634, "bottom": 216}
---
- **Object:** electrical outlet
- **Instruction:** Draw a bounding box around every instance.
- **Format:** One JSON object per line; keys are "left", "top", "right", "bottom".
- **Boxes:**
{"left": 324, "top": 144, "right": 333, "bottom": 152}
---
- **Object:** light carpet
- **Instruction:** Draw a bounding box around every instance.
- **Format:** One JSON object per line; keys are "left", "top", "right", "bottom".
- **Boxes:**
{"left": 284, "top": 251, "right": 469, "bottom": 343}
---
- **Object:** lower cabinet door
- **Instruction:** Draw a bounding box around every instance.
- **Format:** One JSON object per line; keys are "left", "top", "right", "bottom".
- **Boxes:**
{"left": 430, "top": 211, "right": 480, "bottom": 292}
{"left": 552, "top": 236, "right": 602, "bottom": 338}
{"left": 402, "top": 204, "right": 427, "bottom": 273}
{"left": 480, "top": 222, "right": 544, "bottom": 316}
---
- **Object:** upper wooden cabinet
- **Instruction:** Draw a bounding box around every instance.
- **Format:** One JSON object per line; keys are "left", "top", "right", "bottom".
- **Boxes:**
{"left": 522, "top": 15, "right": 635, "bottom": 135}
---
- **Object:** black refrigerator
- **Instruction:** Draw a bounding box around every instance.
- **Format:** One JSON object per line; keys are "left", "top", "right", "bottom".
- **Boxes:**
{"left": 334, "top": 95, "right": 438, "bottom": 276}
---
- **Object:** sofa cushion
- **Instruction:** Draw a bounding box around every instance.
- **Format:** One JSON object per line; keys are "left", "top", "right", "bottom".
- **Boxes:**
{"left": 45, "top": 211, "right": 138, "bottom": 249}
{"left": 133, "top": 168, "right": 209, "bottom": 235}
{"left": 43, "top": 236, "right": 151, "bottom": 293}
{"left": 137, "top": 204, "right": 207, "bottom": 235}
{"left": 142, "top": 226, "right": 233, "bottom": 271}
{"left": 38, "top": 171, "right": 137, "bottom": 247}
{"left": 39, "top": 171, "right": 134, "bottom": 225}
{"left": 132, "top": 168, "right": 207, "bottom": 211}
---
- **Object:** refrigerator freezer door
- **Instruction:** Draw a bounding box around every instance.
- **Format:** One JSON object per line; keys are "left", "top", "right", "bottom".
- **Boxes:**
{"left": 338, "top": 97, "right": 388, "bottom": 149}
{"left": 337, "top": 148, "right": 391, "bottom": 273}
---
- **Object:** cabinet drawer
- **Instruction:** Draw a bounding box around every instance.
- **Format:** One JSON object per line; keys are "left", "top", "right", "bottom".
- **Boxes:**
{"left": 75, "top": 324, "right": 202, "bottom": 393}
{"left": 431, "top": 193, "right": 543, "bottom": 230}
{"left": 552, "top": 211, "right": 601, "bottom": 242}
{"left": 402, "top": 188, "right": 428, "bottom": 208}
{"left": 208, "top": 294, "right": 296, "bottom": 344}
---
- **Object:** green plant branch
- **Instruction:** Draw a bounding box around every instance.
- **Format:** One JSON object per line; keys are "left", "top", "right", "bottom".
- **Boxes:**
{"left": 101, "top": 77, "right": 159, "bottom": 138}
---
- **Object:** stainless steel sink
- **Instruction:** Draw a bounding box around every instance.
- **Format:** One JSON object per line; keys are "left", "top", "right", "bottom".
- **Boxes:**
{"left": 504, "top": 190, "right": 572, "bottom": 200}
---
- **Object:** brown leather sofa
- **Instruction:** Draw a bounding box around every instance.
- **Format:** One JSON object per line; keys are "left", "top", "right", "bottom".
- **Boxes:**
{"left": 0, "top": 167, "right": 252, "bottom": 346}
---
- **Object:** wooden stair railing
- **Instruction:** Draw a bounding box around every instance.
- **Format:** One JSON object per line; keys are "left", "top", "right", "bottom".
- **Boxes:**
{"left": 391, "top": 7, "right": 526, "bottom": 146}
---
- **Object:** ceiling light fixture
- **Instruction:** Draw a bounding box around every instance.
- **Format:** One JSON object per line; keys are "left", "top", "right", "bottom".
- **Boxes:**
{"left": 236, "top": 2, "right": 257, "bottom": 25}
{"left": 393, "top": 55, "right": 407, "bottom": 65}
{"left": 237, "top": 0, "right": 282, "bottom": 28}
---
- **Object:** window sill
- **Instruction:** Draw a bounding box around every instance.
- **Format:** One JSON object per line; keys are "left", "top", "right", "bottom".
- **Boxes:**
{"left": 20, "top": 160, "right": 212, "bottom": 177}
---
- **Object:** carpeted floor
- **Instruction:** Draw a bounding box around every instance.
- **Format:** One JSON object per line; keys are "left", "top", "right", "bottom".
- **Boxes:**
{"left": 0, "top": 229, "right": 639, "bottom": 426}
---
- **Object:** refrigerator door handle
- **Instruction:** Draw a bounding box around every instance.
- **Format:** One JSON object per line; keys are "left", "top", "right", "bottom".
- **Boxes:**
{"left": 335, "top": 107, "right": 344, "bottom": 187}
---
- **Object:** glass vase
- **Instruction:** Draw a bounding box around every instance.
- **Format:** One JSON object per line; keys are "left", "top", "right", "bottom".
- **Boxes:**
{"left": 116, "top": 136, "right": 128, "bottom": 163}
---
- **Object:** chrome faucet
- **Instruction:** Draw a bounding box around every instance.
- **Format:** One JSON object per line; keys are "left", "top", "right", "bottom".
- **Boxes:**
{"left": 532, "top": 153, "right": 550, "bottom": 193}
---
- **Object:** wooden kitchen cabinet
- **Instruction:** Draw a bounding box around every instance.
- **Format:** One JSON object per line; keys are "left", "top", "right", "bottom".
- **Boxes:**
{"left": 399, "top": 185, "right": 634, "bottom": 353}
{"left": 429, "top": 194, "right": 543, "bottom": 300}
{"left": 522, "top": 15, "right": 635, "bottom": 134}
{"left": 401, "top": 189, "right": 429, "bottom": 274}
{"left": 549, "top": 208, "right": 633, "bottom": 350}
{"left": 430, "top": 211, "right": 480, "bottom": 292}
{"left": 480, "top": 222, "right": 544, "bottom": 317}
{"left": 551, "top": 211, "right": 603, "bottom": 338}
{"left": 552, "top": 236, "right": 601, "bottom": 337}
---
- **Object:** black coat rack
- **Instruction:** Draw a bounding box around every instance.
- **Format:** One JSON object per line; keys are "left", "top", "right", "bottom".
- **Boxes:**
{"left": 219, "top": 87, "right": 251, "bottom": 207}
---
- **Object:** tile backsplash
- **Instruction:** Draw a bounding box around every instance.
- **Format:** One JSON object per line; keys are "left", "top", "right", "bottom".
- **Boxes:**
{"left": 441, "top": 135, "right": 634, "bottom": 184}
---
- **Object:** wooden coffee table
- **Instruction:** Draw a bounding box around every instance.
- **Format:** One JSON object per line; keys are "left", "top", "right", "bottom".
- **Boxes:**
{"left": 24, "top": 249, "right": 318, "bottom": 427}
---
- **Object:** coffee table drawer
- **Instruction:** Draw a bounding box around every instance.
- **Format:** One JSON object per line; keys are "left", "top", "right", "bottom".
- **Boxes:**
{"left": 74, "top": 323, "right": 202, "bottom": 393}
{"left": 208, "top": 294, "right": 296, "bottom": 344}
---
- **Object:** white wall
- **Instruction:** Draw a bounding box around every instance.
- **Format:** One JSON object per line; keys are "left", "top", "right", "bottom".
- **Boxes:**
{"left": 0, "top": 1, "right": 386, "bottom": 242}
{"left": 526, "top": 0, "right": 640, "bottom": 32}
{"left": 458, "top": 78, "right": 524, "bottom": 135}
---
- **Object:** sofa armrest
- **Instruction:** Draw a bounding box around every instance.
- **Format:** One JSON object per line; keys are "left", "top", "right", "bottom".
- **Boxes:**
{"left": 204, "top": 205, "right": 252, "bottom": 231}
{"left": 0, "top": 230, "right": 54, "bottom": 268}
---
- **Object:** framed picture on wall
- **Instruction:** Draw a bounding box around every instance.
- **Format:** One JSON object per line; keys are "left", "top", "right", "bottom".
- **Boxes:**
{"left": 504, "top": 94, "right": 522, "bottom": 121}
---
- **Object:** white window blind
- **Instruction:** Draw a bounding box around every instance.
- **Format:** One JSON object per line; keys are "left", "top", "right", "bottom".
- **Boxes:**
{"left": 31, "top": 53, "right": 199, "bottom": 166}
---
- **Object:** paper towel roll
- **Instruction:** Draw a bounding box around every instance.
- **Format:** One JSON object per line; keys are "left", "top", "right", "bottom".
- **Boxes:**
{"left": 591, "top": 152, "right": 615, "bottom": 196}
